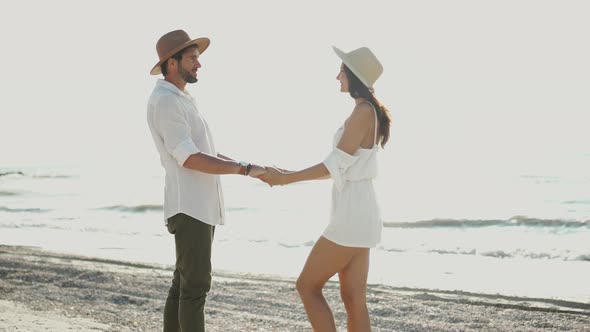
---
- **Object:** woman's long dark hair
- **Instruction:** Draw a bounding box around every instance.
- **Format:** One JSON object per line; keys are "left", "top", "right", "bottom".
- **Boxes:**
{"left": 343, "top": 65, "right": 391, "bottom": 147}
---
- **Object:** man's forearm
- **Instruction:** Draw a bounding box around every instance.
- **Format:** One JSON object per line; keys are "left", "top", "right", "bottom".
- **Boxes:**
{"left": 183, "top": 152, "right": 241, "bottom": 175}
{"left": 217, "top": 153, "right": 235, "bottom": 161}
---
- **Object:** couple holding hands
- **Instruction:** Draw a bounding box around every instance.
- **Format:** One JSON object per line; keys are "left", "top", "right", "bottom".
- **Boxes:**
{"left": 147, "top": 29, "right": 391, "bottom": 332}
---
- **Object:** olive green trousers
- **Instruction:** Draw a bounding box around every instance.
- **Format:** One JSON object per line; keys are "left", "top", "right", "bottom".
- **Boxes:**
{"left": 163, "top": 213, "right": 215, "bottom": 332}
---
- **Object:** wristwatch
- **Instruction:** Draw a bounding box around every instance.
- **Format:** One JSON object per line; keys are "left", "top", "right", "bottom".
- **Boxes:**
{"left": 238, "top": 161, "right": 252, "bottom": 176}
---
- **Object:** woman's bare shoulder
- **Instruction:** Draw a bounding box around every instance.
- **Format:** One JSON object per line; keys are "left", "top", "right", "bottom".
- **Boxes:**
{"left": 347, "top": 103, "right": 375, "bottom": 126}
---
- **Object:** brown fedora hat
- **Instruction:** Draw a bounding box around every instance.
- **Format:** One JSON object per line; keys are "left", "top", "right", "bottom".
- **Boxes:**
{"left": 150, "top": 30, "right": 210, "bottom": 75}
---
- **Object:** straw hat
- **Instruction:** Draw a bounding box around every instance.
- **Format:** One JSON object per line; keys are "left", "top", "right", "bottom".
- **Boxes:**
{"left": 150, "top": 30, "right": 210, "bottom": 75}
{"left": 333, "top": 46, "right": 383, "bottom": 91}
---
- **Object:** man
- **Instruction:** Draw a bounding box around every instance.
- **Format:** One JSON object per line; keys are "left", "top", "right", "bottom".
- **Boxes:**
{"left": 147, "top": 29, "right": 265, "bottom": 332}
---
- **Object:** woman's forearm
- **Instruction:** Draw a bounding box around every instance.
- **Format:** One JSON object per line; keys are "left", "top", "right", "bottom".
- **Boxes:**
{"left": 284, "top": 163, "right": 330, "bottom": 185}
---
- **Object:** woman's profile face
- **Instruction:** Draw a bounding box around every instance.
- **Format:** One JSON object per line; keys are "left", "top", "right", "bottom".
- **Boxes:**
{"left": 336, "top": 64, "right": 349, "bottom": 93}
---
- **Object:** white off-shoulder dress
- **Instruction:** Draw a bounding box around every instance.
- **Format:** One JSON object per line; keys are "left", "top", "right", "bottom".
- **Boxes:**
{"left": 322, "top": 104, "right": 382, "bottom": 248}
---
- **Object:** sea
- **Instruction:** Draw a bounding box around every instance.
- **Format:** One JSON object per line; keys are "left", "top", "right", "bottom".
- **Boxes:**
{"left": 1, "top": 160, "right": 589, "bottom": 304}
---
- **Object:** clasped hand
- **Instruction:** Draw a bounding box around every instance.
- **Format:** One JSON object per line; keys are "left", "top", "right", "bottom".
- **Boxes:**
{"left": 247, "top": 165, "right": 291, "bottom": 187}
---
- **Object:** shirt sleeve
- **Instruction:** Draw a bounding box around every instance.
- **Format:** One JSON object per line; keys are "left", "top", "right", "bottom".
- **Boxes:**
{"left": 153, "top": 96, "right": 200, "bottom": 166}
{"left": 322, "top": 148, "right": 359, "bottom": 191}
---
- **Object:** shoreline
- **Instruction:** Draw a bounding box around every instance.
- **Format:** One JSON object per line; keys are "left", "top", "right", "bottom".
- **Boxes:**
{"left": 1, "top": 245, "right": 589, "bottom": 331}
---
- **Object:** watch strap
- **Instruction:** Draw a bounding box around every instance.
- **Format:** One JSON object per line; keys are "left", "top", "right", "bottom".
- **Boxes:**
{"left": 238, "top": 161, "right": 251, "bottom": 176}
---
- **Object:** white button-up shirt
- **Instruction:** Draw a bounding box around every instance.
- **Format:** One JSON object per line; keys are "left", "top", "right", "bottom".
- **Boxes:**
{"left": 147, "top": 79, "right": 225, "bottom": 226}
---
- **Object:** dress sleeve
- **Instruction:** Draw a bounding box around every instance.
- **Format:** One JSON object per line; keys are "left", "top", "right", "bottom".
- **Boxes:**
{"left": 153, "top": 96, "right": 200, "bottom": 166}
{"left": 322, "top": 148, "right": 359, "bottom": 190}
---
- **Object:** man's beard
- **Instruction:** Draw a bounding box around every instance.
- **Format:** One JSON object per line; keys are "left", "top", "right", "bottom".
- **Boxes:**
{"left": 179, "top": 66, "right": 198, "bottom": 84}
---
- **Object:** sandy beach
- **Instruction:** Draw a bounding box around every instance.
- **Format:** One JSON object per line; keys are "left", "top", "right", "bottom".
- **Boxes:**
{"left": 0, "top": 245, "right": 588, "bottom": 332}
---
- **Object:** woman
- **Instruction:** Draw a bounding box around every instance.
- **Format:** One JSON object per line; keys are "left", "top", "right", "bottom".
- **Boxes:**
{"left": 260, "top": 46, "right": 391, "bottom": 331}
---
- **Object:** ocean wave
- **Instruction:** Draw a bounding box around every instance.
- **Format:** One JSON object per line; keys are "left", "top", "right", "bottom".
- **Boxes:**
{"left": 226, "top": 207, "right": 250, "bottom": 212}
{"left": 401, "top": 248, "right": 590, "bottom": 262}
{"left": 0, "top": 191, "right": 19, "bottom": 196}
{"left": 96, "top": 204, "right": 163, "bottom": 213}
{"left": 0, "top": 171, "right": 24, "bottom": 178}
{"left": 0, "top": 222, "right": 66, "bottom": 230}
{"left": 520, "top": 175, "right": 561, "bottom": 184}
{"left": 479, "top": 249, "right": 590, "bottom": 262}
{"left": 480, "top": 250, "right": 516, "bottom": 259}
{"left": 31, "top": 174, "right": 77, "bottom": 179}
{"left": 509, "top": 216, "right": 590, "bottom": 227}
{"left": 278, "top": 243, "right": 300, "bottom": 248}
{"left": 0, "top": 206, "right": 52, "bottom": 213}
{"left": 384, "top": 216, "right": 590, "bottom": 229}
{"left": 1, "top": 170, "right": 78, "bottom": 179}
{"left": 563, "top": 200, "right": 590, "bottom": 205}
{"left": 428, "top": 249, "right": 476, "bottom": 256}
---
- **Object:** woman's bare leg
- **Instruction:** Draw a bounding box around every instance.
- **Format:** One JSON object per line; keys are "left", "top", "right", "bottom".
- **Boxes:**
{"left": 296, "top": 237, "right": 362, "bottom": 332}
{"left": 338, "top": 249, "right": 371, "bottom": 332}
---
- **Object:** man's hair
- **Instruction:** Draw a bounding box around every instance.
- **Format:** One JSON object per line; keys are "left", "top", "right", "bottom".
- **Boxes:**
{"left": 160, "top": 52, "right": 183, "bottom": 76}
{"left": 160, "top": 45, "right": 198, "bottom": 76}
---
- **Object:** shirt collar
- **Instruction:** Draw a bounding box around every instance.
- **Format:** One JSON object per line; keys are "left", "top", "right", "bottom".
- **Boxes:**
{"left": 156, "top": 79, "right": 193, "bottom": 99}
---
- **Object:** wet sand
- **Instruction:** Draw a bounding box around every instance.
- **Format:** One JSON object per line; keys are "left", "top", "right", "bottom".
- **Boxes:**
{"left": 0, "top": 245, "right": 588, "bottom": 331}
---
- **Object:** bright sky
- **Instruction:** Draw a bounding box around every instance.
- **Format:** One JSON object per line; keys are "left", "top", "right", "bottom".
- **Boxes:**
{"left": 1, "top": 0, "right": 589, "bottom": 183}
